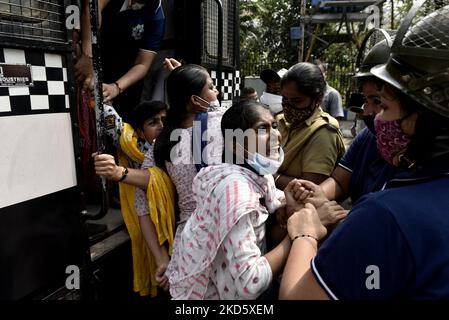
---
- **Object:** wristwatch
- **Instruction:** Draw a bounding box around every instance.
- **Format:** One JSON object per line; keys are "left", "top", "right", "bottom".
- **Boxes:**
{"left": 118, "top": 167, "right": 128, "bottom": 182}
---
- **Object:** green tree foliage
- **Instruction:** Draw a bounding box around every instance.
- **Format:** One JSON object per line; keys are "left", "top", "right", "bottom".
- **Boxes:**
{"left": 239, "top": 0, "right": 430, "bottom": 95}
{"left": 240, "top": 0, "right": 300, "bottom": 76}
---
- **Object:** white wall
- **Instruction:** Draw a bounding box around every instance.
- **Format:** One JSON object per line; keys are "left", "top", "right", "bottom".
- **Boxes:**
{"left": 0, "top": 113, "right": 77, "bottom": 208}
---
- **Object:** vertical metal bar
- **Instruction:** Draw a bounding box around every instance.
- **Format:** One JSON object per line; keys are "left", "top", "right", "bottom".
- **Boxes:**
{"left": 233, "top": 0, "right": 240, "bottom": 70}
{"left": 214, "top": 0, "right": 223, "bottom": 101}
{"left": 198, "top": 0, "right": 224, "bottom": 98}
{"left": 88, "top": 0, "right": 105, "bottom": 156}
{"left": 299, "top": 0, "right": 306, "bottom": 62}
{"left": 85, "top": 0, "right": 108, "bottom": 220}
{"left": 390, "top": 0, "right": 394, "bottom": 29}
{"left": 89, "top": 0, "right": 105, "bottom": 166}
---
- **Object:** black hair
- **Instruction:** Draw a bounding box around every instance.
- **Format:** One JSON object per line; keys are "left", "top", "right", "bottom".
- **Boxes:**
{"left": 129, "top": 100, "right": 168, "bottom": 130}
{"left": 260, "top": 69, "right": 280, "bottom": 84}
{"left": 281, "top": 62, "right": 326, "bottom": 101}
{"left": 154, "top": 64, "right": 209, "bottom": 169}
{"left": 232, "top": 87, "right": 258, "bottom": 105}
{"left": 221, "top": 100, "right": 269, "bottom": 134}
{"left": 220, "top": 99, "right": 271, "bottom": 164}
{"left": 357, "top": 76, "right": 384, "bottom": 92}
{"left": 164, "top": 64, "right": 209, "bottom": 127}
{"left": 242, "top": 87, "right": 256, "bottom": 95}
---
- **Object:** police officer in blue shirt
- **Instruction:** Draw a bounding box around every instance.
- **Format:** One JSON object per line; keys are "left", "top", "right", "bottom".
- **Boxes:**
{"left": 319, "top": 29, "right": 402, "bottom": 205}
{"left": 279, "top": 2, "right": 449, "bottom": 299}
{"left": 75, "top": 0, "right": 165, "bottom": 122}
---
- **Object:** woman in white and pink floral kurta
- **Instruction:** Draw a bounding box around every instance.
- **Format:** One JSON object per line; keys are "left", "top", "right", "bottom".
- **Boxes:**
{"left": 168, "top": 100, "right": 294, "bottom": 300}
{"left": 168, "top": 164, "right": 282, "bottom": 299}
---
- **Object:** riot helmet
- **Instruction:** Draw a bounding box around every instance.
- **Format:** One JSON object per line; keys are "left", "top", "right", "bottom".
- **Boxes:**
{"left": 371, "top": 1, "right": 449, "bottom": 118}
{"left": 354, "top": 28, "right": 395, "bottom": 79}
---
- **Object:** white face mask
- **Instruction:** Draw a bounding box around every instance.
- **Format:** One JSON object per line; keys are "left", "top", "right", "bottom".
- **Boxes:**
{"left": 235, "top": 143, "right": 284, "bottom": 175}
{"left": 194, "top": 96, "right": 220, "bottom": 112}
{"left": 208, "top": 99, "right": 221, "bottom": 111}
{"left": 247, "top": 148, "right": 284, "bottom": 175}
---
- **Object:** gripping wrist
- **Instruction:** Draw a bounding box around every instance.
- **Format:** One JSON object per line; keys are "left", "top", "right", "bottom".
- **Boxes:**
{"left": 117, "top": 166, "right": 128, "bottom": 182}
{"left": 83, "top": 52, "right": 93, "bottom": 59}
{"left": 114, "top": 82, "right": 122, "bottom": 95}
{"left": 291, "top": 234, "right": 318, "bottom": 242}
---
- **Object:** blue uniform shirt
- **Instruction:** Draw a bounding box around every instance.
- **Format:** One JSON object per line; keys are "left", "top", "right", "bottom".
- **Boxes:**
{"left": 100, "top": 0, "right": 165, "bottom": 121}
{"left": 312, "top": 165, "right": 449, "bottom": 299}
{"left": 339, "top": 127, "right": 402, "bottom": 204}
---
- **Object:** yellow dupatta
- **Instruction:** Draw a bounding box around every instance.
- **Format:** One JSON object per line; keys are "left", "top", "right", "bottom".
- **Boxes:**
{"left": 118, "top": 123, "right": 175, "bottom": 296}
{"left": 146, "top": 166, "right": 175, "bottom": 255}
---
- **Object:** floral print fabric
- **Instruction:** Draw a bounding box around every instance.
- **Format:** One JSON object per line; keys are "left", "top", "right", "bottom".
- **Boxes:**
{"left": 167, "top": 164, "right": 283, "bottom": 300}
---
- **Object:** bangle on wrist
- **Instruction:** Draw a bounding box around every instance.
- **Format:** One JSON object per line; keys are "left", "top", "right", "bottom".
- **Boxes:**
{"left": 114, "top": 82, "right": 122, "bottom": 95}
{"left": 291, "top": 234, "right": 318, "bottom": 242}
{"left": 118, "top": 167, "right": 128, "bottom": 182}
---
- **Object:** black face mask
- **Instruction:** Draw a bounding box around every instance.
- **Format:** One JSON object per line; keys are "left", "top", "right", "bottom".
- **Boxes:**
{"left": 363, "top": 115, "right": 376, "bottom": 135}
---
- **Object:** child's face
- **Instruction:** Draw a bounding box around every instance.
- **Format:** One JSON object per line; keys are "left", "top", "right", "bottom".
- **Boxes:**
{"left": 137, "top": 110, "right": 167, "bottom": 144}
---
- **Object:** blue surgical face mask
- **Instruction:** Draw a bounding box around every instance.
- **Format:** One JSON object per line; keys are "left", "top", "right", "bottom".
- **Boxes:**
{"left": 246, "top": 148, "right": 284, "bottom": 176}
{"left": 144, "top": 141, "right": 153, "bottom": 150}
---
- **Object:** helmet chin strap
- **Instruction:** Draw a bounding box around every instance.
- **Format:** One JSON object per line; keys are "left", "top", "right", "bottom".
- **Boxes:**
{"left": 398, "top": 153, "right": 416, "bottom": 170}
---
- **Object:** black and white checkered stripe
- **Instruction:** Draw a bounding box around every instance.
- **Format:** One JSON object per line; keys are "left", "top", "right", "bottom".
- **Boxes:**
{"left": 0, "top": 48, "right": 70, "bottom": 116}
{"left": 211, "top": 70, "right": 241, "bottom": 102}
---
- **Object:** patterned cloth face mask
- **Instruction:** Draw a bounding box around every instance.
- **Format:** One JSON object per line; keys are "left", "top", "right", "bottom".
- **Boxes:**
{"left": 283, "top": 101, "right": 316, "bottom": 125}
{"left": 374, "top": 113, "right": 411, "bottom": 165}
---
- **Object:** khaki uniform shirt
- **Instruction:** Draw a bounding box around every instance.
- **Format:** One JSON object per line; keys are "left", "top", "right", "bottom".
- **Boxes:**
{"left": 277, "top": 107, "right": 345, "bottom": 179}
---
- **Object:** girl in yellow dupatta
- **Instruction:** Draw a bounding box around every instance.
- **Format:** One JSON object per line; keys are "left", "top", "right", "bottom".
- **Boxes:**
{"left": 94, "top": 101, "right": 175, "bottom": 296}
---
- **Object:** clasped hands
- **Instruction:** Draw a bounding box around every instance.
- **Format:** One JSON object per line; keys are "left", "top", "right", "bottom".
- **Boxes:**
{"left": 277, "top": 179, "right": 348, "bottom": 242}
